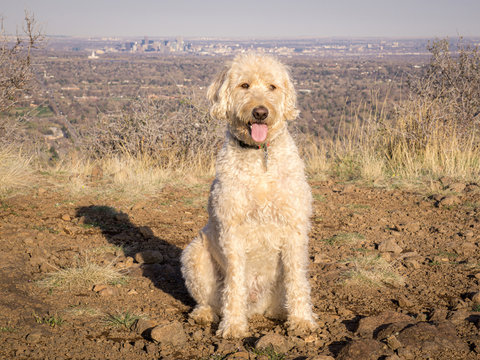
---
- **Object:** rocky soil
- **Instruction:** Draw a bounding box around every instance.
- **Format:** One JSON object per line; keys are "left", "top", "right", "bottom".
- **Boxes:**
{"left": 1, "top": 178, "right": 480, "bottom": 359}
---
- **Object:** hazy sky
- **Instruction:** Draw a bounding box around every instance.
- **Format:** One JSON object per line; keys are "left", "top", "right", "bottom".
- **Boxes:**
{"left": 2, "top": 0, "right": 480, "bottom": 38}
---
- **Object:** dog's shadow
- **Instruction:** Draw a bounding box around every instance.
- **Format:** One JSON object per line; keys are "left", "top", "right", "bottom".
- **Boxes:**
{"left": 75, "top": 205, "right": 193, "bottom": 306}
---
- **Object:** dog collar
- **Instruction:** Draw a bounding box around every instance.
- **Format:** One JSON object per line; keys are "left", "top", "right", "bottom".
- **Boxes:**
{"left": 235, "top": 137, "right": 269, "bottom": 150}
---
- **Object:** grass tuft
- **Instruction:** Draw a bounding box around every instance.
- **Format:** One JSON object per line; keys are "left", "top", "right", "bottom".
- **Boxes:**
{"left": 38, "top": 258, "right": 127, "bottom": 291}
{"left": 343, "top": 254, "right": 404, "bottom": 287}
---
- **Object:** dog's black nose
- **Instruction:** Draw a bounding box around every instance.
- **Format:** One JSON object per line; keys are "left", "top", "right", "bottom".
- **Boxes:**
{"left": 252, "top": 106, "right": 268, "bottom": 121}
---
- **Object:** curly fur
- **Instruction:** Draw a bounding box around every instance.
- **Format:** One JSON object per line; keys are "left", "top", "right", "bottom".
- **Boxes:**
{"left": 181, "top": 53, "right": 316, "bottom": 339}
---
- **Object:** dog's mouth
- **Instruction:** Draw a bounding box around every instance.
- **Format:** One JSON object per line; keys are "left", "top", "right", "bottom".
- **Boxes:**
{"left": 248, "top": 122, "right": 268, "bottom": 143}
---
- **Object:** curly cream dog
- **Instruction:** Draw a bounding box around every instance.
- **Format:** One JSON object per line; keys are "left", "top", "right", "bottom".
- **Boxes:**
{"left": 181, "top": 53, "right": 316, "bottom": 339}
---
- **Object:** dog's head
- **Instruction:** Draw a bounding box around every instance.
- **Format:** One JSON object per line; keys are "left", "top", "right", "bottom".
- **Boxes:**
{"left": 207, "top": 53, "right": 299, "bottom": 146}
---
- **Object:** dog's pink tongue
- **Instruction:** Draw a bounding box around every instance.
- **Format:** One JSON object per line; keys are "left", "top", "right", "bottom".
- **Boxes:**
{"left": 251, "top": 123, "right": 268, "bottom": 143}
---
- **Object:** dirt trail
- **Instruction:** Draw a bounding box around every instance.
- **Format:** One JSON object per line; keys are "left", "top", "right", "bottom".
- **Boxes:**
{"left": 1, "top": 180, "right": 479, "bottom": 359}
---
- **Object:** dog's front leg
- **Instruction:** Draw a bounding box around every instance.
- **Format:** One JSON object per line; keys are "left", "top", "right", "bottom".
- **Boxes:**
{"left": 216, "top": 231, "right": 249, "bottom": 339}
{"left": 282, "top": 231, "right": 317, "bottom": 334}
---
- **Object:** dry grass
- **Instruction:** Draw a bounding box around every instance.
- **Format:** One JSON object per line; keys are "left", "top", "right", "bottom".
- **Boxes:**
{"left": 38, "top": 258, "right": 127, "bottom": 291}
{"left": 2, "top": 39, "right": 479, "bottom": 196}
{"left": 343, "top": 254, "right": 405, "bottom": 287}
{"left": 0, "top": 146, "right": 35, "bottom": 196}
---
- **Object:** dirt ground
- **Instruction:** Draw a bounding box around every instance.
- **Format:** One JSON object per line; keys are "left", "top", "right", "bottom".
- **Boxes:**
{"left": 1, "top": 178, "right": 480, "bottom": 360}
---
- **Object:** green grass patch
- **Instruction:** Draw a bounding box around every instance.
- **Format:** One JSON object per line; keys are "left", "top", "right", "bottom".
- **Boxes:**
{"left": 33, "top": 312, "right": 64, "bottom": 327}
{"left": 103, "top": 311, "right": 141, "bottom": 329}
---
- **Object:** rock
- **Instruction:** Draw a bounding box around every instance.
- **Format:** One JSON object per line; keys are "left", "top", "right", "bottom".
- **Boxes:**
{"left": 150, "top": 321, "right": 187, "bottom": 346}
{"left": 378, "top": 239, "right": 403, "bottom": 254}
{"left": 384, "top": 355, "right": 402, "bottom": 360}
{"left": 404, "top": 221, "right": 421, "bottom": 233}
{"left": 396, "top": 295, "right": 414, "bottom": 309}
{"left": 337, "top": 339, "right": 391, "bottom": 360}
{"left": 447, "top": 309, "right": 469, "bottom": 325}
{"left": 115, "top": 213, "right": 129, "bottom": 222}
{"left": 92, "top": 284, "right": 108, "bottom": 292}
{"left": 472, "top": 291, "right": 480, "bottom": 305}
{"left": 96, "top": 286, "right": 116, "bottom": 297}
{"left": 131, "top": 318, "right": 156, "bottom": 335}
{"left": 134, "top": 250, "right": 164, "bottom": 264}
{"left": 138, "top": 226, "right": 154, "bottom": 238}
{"left": 439, "top": 195, "right": 461, "bottom": 206}
{"left": 25, "top": 329, "right": 44, "bottom": 343}
{"left": 403, "top": 257, "right": 420, "bottom": 269}
{"left": 384, "top": 334, "right": 402, "bottom": 350}
{"left": 356, "top": 311, "right": 414, "bottom": 338}
{"left": 255, "top": 333, "right": 292, "bottom": 353}
{"left": 396, "top": 321, "right": 469, "bottom": 357}
{"left": 61, "top": 214, "right": 71, "bottom": 221}
{"left": 429, "top": 308, "right": 448, "bottom": 322}
{"left": 225, "top": 351, "right": 250, "bottom": 359}
{"left": 308, "top": 356, "right": 335, "bottom": 360}
{"left": 124, "top": 256, "right": 134, "bottom": 267}
{"left": 37, "top": 188, "right": 47, "bottom": 195}
{"left": 127, "top": 289, "right": 138, "bottom": 295}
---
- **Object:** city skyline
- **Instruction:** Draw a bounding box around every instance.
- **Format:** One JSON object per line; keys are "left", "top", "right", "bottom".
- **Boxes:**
{"left": 2, "top": 0, "right": 480, "bottom": 39}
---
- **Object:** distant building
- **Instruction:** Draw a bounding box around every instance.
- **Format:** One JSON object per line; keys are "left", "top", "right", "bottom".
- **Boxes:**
{"left": 88, "top": 51, "right": 99, "bottom": 59}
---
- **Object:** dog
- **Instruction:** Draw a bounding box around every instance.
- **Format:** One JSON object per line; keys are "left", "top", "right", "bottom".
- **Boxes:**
{"left": 181, "top": 53, "right": 316, "bottom": 339}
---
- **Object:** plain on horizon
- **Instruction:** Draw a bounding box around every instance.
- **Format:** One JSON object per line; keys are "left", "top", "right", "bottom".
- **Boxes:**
{"left": 1, "top": 0, "right": 480, "bottom": 38}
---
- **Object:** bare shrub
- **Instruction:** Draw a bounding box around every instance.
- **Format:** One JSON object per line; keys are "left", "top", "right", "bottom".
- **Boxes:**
{"left": 0, "top": 11, "right": 43, "bottom": 140}
{"left": 81, "top": 93, "right": 224, "bottom": 172}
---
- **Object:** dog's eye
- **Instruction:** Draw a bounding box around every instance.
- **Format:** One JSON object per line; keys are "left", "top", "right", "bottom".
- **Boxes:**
{"left": 240, "top": 83, "right": 250, "bottom": 89}
{"left": 269, "top": 84, "right": 277, "bottom": 91}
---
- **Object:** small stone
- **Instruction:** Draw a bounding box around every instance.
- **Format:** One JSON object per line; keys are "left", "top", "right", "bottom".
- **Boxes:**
{"left": 226, "top": 351, "right": 250, "bottom": 359}
{"left": 309, "top": 356, "right": 335, "bottom": 360}
{"left": 92, "top": 284, "right": 108, "bottom": 292}
{"left": 38, "top": 188, "right": 47, "bottom": 195}
{"left": 150, "top": 321, "right": 187, "bottom": 346}
{"left": 447, "top": 309, "right": 469, "bottom": 325}
{"left": 127, "top": 289, "right": 138, "bottom": 295}
{"left": 61, "top": 214, "right": 71, "bottom": 221}
{"left": 25, "top": 329, "right": 43, "bottom": 343}
{"left": 255, "top": 333, "right": 292, "bottom": 353}
{"left": 472, "top": 292, "right": 480, "bottom": 305}
{"left": 131, "top": 318, "right": 156, "bottom": 335}
{"left": 378, "top": 239, "right": 403, "bottom": 254}
{"left": 356, "top": 311, "right": 414, "bottom": 338}
{"left": 115, "top": 213, "right": 129, "bottom": 222}
{"left": 337, "top": 339, "right": 390, "bottom": 360}
{"left": 134, "top": 250, "right": 164, "bottom": 264}
{"left": 192, "top": 329, "right": 203, "bottom": 341}
{"left": 124, "top": 257, "right": 134, "bottom": 267}
{"left": 138, "top": 226, "right": 153, "bottom": 238}
{"left": 439, "top": 195, "right": 461, "bottom": 206}
{"left": 98, "top": 287, "right": 116, "bottom": 297}
{"left": 403, "top": 257, "right": 420, "bottom": 269}
{"left": 474, "top": 272, "right": 480, "bottom": 279}
{"left": 384, "top": 335, "right": 402, "bottom": 350}
{"left": 397, "top": 295, "right": 414, "bottom": 309}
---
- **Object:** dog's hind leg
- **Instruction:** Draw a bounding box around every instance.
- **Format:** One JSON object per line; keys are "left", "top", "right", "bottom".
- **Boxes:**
{"left": 180, "top": 230, "right": 220, "bottom": 324}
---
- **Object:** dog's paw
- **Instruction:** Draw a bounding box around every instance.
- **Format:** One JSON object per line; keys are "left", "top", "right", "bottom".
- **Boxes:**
{"left": 287, "top": 317, "right": 317, "bottom": 336}
{"left": 216, "top": 320, "right": 249, "bottom": 339}
{"left": 190, "top": 305, "right": 219, "bottom": 325}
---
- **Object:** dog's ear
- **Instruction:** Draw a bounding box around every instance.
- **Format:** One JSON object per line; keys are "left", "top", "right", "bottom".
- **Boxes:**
{"left": 207, "top": 66, "right": 230, "bottom": 121}
{"left": 283, "top": 73, "right": 300, "bottom": 120}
